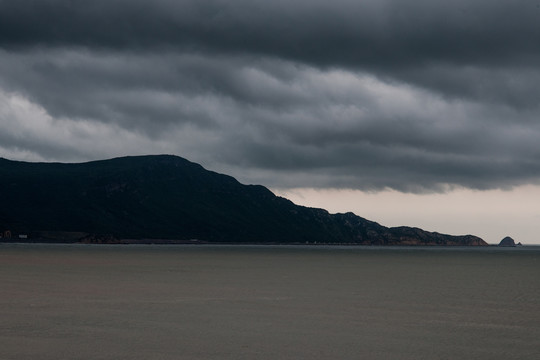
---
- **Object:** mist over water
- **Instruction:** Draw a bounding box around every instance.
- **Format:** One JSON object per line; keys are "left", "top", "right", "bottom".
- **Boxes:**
{"left": 1, "top": 244, "right": 539, "bottom": 360}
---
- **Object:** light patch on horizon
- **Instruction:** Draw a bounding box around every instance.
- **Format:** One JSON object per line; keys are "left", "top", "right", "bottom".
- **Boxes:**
{"left": 274, "top": 186, "right": 540, "bottom": 245}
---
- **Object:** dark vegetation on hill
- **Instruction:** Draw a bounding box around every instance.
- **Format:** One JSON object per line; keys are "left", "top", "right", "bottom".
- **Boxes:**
{"left": 0, "top": 155, "right": 487, "bottom": 245}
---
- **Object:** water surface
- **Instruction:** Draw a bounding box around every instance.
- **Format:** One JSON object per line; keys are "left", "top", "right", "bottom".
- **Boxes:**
{"left": 1, "top": 244, "right": 539, "bottom": 359}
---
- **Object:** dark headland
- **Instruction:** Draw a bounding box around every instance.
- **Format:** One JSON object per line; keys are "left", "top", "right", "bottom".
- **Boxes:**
{"left": 0, "top": 155, "right": 487, "bottom": 246}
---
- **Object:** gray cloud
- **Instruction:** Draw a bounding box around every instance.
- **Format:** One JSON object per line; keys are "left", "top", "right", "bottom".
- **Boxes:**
{"left": 2, "top": 1, "right": 539, "bottom": 67}
{"left": 1, "top": 0, "right": 540, "bottom": 192}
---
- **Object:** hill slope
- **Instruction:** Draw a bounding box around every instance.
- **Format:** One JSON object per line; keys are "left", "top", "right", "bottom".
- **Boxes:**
{"left": 0, "top": 155, "right": 486, "bottom": 245}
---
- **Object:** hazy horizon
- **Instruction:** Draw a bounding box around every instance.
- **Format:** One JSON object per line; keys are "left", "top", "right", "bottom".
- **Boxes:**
{"left": 275, "top": 186, "right": 540, "bottom": 245}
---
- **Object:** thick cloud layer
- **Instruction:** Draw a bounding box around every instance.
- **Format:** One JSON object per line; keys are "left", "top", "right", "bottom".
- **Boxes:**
{"left": 1, "top": 0, "right": 539, "bottom": 192}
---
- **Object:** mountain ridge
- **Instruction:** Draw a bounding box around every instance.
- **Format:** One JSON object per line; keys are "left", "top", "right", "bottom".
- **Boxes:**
{"left": 0, "top": 155, "right": 487, "bottom": 245}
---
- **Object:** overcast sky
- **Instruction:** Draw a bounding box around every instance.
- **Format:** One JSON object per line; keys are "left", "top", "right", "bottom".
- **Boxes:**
{"left": 1, "top": 1, "right": 540, "bottom": 242}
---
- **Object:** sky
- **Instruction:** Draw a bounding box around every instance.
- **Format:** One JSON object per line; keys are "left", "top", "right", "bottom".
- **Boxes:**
{"left": 1, "top": 0, "right": 540, "bottom": 244}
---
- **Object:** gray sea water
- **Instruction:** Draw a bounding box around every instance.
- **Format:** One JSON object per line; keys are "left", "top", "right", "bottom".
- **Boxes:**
{"left": 1, "top": 244, "right": 539, "bottom": 360}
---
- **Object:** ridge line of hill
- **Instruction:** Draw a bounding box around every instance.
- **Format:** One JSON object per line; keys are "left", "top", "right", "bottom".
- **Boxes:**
{"left": 0, "top": 155, "right": 487, "bottom": 246}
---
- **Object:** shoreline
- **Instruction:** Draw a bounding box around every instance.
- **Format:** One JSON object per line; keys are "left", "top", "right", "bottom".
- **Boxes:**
{"left": 1, "top": 239, "right": 535, "bottom": 248}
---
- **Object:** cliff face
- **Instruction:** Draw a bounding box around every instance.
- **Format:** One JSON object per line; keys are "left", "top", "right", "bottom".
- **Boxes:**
{"left": 0, "top": 155, "right": 487, "bottom": 245}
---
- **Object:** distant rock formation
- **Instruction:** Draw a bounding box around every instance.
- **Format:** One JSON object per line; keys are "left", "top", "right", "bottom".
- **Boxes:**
{"left": 498, "top": 236, "right": 516, "bottom": 247}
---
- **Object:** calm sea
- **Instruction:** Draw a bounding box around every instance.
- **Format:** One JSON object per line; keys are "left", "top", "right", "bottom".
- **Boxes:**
{"left": 1, "top": 244, "right": 539, "bottom": 360}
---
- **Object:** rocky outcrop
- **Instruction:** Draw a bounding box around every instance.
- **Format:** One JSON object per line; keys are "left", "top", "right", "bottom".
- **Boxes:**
{"left": 498, "top": 236, "right": 516, "bottom": 247}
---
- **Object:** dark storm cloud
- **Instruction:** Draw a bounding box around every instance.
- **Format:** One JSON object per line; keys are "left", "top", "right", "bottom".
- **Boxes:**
{"left": 1, "top": 0, "right": 540, "bottom": 192}
{"left": 1, "top": 0, "right": 539, "bottom": 67}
